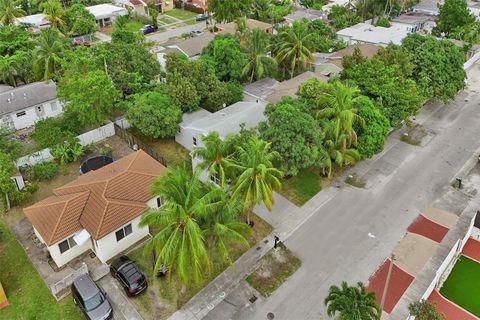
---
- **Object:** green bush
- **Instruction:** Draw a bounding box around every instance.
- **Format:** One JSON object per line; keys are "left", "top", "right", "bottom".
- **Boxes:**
{"left": 51, "top": 138, "right": 85, "bottom": 165}
{"left": 31, "top": 162, "right": 59, "bottom": 181}
{"left": 31, "top": 115, "right": 82, "bottom": 149}
{"left": 9, "top": 182, "right": 39, "bottom": 206}
{"left": 375, "top": 17, "right": 391, "bottom": 27}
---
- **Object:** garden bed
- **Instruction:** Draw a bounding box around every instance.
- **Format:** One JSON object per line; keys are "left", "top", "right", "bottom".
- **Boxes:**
{"left": 245, "top": 243, "right": 301, "bottom": 297}
{"left": 127, "top": 213, "right": 272, "bottom": 319}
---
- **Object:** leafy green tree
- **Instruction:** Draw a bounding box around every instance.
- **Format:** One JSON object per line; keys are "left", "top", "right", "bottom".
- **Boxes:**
{"left": 126, "top": 91, "right": 182, "bottom": 139}
{"left": 328, "top": 5, "right": 359, "bottom": 30}
{"left": 192, "top": 132, "right": 235, "bottom": 187}
{"left": 140, "top": 167, "right": 213, "bottom": 285}
{"left": 302, "top": 0, "right": 325, "bottom": 9}
{"left": 433, "top": 0, "right": 475, "bottom": 37}
{"left": 165, "top": 73, "right": 201, "bottom": 112}
{"left": 42, "top": 0, "right": 64, "bottom": 28}
{"left": 342, "top": 57, "right": 422, "bottom": 127}
{"left": 242, "top": 27, "right": 277, "bottom": 82}
{"left": 148, "top": 5, "right": 158, "bottom": 27}
{"left": 0, "top": 125, "right": 22, "bottom": 159}
{"left": 402, "top": 34, "right": 466, "bottom": 102}
{"left": 58, "top": 70, "right": 120, "bottom": 126}
{"left": 208, "top": 0, "right": 252, "bottom": 22}
{"left": 354, "top": 96, "right": 390, "bottom": 159}
{"left": 275, "top": 20, "right": 315, "bottom": 78}
{"left": 324, "top": 281, "right": 381, "bottom": 320}
{"left": 0, "top": 25, "right": 32, "bottom": 56}
{"left": 260, "top": 101, "right": 324, "bottom": 176}
{"left": 31, "top": 114, "right": 81, "bottom": 148}
{"left": 306, "top": 18, "right": 346, "bottom": 53}
{"left": 0, "top": 0, "right": 25, "bottom": 25}
{"left": 408, "top": 300, "right": 446, "bottom": 320}
{"left": 316, "top": 81, "right": 365, "bottom": 148}
{"left": 201, "top": 34, "right": 246, "bottom": 82}
{"left": 203, "top": 79, "right": 243, "bottom": 112}
{"left": 0, "top": 151, "right": 17, "bottom": 211}
{"left": 230, "top": 135, "right": 283, "bottom": 224}
{"left": 34, "top": 28, "right": 66, "bottom": 81}
{"left": 63, "top": 3, "right": 96, "bottom": 35}
{"left": 375, "top": 44, "right": 414, "bottom": 79}
{"left": 297, "top": 77, "right": 332, "bottom": 110}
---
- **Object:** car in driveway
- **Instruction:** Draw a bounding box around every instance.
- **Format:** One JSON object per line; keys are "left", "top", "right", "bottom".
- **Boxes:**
{"left": 72, "top": 274, "right": 113, "bottom": 320}
{"left": 139, "top": 25, "right": 158, "bottom": 35}
{"left": 110, "top": 255, "right": 148, "bottom": 296}
{"left": 195, "top": 14, "right": 208, "bottom": 21}
{"left": 190, "top": 30, "right": 203, "bottom": 37}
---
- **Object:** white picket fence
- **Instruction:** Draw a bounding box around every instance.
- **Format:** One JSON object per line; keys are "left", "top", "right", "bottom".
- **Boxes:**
{"left": 15, "top": 122, "right": 115, "bottom": 168}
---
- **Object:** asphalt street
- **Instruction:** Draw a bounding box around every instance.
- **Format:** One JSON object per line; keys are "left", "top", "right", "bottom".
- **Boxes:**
{"left": 233, "top": 65, "right": 480, "bottom": 320}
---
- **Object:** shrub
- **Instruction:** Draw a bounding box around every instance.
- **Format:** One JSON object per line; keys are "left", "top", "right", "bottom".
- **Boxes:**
{"left": 375, "top": 17, "right": 391, "bottom": 27}
{"left": 9, "top": 182, "right": 39, "bottom": 206}
{"left": 31, "top": 115, "right": 82, "bottom": 149}
{"left": 99, "top": 144, "right": 113, "bottom": 157}
{"left": 51, "top": 138, "right": 85, "bottom": 165}
{"left": 31, "top": 162, "right": 59, "bottom": 181}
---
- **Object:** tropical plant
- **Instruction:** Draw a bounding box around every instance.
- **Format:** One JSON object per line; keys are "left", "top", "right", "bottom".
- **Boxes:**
{"left": 31, "top": 161, "right": 59, "bottom": 181}
{"left": 208, "top": 0, "right": 252, "bottom": 23}
{"left": 408, "top": 300, "right": 446, "bottom": 320}
{"left": 324, "top": 281, "right": 381, "bottom": 320}
{"left": 0, "top": 0, "right": 25, "bottom": 25}
{"left": 242, "top": 27, "right": 277, "bottom": 83}
{"left": 275, "top": 21, "right": 314, "bottom": 78}
{"left": 140, "top": 167, "right": 213, "bottom": 286}
{"left": 51, "top": 138, "right": 84, "bottom": 165}
{"left": 42, "top": 0, "right": 64, "bottom": 28}
{"left": 316, "top": 81, "right": 365, "bottom": 148}
{"left": 0, "top": 151, "right": 16, "bottom": 211}
{"left": 192, "top": 132, "right": 235, "bottom": 187}
{"left": 34, "top": 28, "right": 66, "bottom": 81}
{"left": 230, "top": 136, "right": 283, "bottom": 224}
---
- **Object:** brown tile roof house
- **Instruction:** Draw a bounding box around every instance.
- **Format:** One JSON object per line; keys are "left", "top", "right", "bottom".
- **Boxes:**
{"left": 25, "top": 150, "right": 166, "bottom": 247}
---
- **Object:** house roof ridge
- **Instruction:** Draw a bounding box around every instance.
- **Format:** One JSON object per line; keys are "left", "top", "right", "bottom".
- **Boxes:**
{"left": 125, "top": 149, "right": 142, "bottom": 171}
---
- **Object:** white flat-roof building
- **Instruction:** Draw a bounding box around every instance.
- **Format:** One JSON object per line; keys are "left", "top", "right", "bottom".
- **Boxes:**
{"left": 391, "top": 12, "right": 436, "bottom": 33}
{"left": 14, "top": 13, "right": 50, "bottom": 30}
{"left": 86, "top": 4, "right": 128, "bottom": 28}
{"left": 337, "top": 23, "right": 410, "bottom": 46}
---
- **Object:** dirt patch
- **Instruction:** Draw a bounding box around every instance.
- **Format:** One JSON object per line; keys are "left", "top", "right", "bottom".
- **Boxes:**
{"left": 345, "top": 173, "right": 366, "bottom": 188}
{"left": 401, "top": 125, "right": 436, "bottom": 147}
{"left": 246, "top": 243, "right": 301, "bottom": 297}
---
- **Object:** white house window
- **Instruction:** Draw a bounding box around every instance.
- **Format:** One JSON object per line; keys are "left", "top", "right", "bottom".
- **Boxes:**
{"left": 156, "top": 197, "right": 163, "bottom": 208}
{"left": 58, "top": 236, "right": 77, "bottom": 254}
{"left": 193, "top": 137, "right": 197, "bottom": 146}
{"left": 115, "top": 224, "right": 133, "bottom": 242}
{"left": 50, "top": 101, "right": 57, "bottom": 111}
{"left": 16, "top": 111, "right": 26, "bottom": 117}
{"left": 211, "top": 172, "right": 220, "bottom": 185}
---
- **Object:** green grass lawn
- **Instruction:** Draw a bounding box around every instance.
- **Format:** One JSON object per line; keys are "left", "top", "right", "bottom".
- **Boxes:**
{"left": 440, "top": 256, "right": 480, "bottom": 317}
{"left": 280, "top": 168, "right": 322, "bottom": 206}
{"left": 0, "top": 222, "right": 83, "bottom": 320}
{"left": 164, "top": 8, "right": 197, "bottom": 20}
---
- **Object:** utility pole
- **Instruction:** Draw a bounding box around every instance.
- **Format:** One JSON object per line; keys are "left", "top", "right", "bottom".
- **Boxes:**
{"left": 380, "top": 254, "right": 395, "bottom": 311}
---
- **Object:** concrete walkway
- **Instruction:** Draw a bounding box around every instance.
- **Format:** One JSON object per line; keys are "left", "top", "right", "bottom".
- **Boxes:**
{"left": 98, "top": 275, "right": 143, "bottom": 320}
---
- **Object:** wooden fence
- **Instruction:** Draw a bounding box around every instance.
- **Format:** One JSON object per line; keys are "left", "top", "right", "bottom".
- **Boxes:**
{"left": 113, "top": 124, "right": 168, "bottom": 167}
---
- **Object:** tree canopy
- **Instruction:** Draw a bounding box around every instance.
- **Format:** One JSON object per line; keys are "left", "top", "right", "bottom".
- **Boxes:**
{"left": 208, "top": 0, "right": 252, "bottom": 22}
{"left": 63, "top": 3, "right": 97, "bottom": 36}
{"left": 433, "top": 0, "right": 475, "bottom": 37}
{"left": 126, "top": 91, "right": 182, "bottom": 139}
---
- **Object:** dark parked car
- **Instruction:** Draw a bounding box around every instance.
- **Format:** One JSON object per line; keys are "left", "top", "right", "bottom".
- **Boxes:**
{"left": 71, "top": 274, "right": 113, "bottom": 320}
{"left": 139, "top": 25, "right": 158, "bottom": 34}
{"left": 110, "top": 256, "right": 148, "bottom": 296}
{"left": 195, "top": 14, "right": 208, "bottom": 21}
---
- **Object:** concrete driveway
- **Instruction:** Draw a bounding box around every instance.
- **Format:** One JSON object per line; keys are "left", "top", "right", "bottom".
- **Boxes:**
{"left": 98, "top": 275, "right": 143, "bottom": 320}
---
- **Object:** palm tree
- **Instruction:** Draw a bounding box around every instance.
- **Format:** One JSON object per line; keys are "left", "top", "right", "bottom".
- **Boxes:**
{"left": 140, "top": 167, "right": 214, "bottom": 286}
{"left": 316, "top": 81, "right": 365, "bottom": 148}
{"left": 324, "top": 281, "right": 381, "bottom": 320}
{"left": 34, "top": 28, "right": 65, "bottom": 81}
{"left": 230, "top": 136, "right": 283, "bottom": 224}
{"left": 192, "top": 132, "right": 235, "bottom": 187}
{"left": 199, "top": 186, "right": 252, "bottom": 266}
{"left": 251, "top": 0, "right": 270, "bottom": 22}
{"left": 275, "top": 22, "right": 314, "bottom": 78}
{"left": 242, "top": 28, "right": 277, "bottom": 83}
{"left": 235, "top": 16, "right": 249, "bottom": 46}
{"left": 0, "top": 0, "right": 25, "bottom": 25}
{"left": 42, "top": 0, "right": 64, "bottom": 28}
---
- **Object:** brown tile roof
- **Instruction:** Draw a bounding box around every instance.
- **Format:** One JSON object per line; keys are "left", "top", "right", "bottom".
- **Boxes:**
{"left": 24, "top": 150, "right": 166, "bottom": 245}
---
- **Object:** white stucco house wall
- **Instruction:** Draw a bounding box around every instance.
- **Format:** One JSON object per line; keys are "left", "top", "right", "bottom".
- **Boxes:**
{"left": 24, "top": 150, "right": 166, "bottom": 268}
{"left": 175, "top": 100, "right": 267, "bottom": 183}
{"left": 0, "top": 81, "right": 63, "bottom": 130}
{"left": 390, "top": 13, "right": 436, "bottom": 33}
{"left": 86, "top": 4, "right": 128, "bottom": 28}
{"left": 14, "top": 13, "right": 50, "bottom": 30}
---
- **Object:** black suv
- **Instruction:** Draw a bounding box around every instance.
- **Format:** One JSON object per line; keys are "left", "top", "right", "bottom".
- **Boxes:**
{"left": 110, "top": 255, "right": 148, "bottom": 296}
{"left": 71, "top": 274, "right": 113, "bottom": 320}
{"left": 139, "top": 25, "right": 158, "bottom": 34}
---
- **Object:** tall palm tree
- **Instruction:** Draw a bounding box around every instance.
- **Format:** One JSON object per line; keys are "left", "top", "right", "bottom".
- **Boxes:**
{"left": 324, "top": 281, "right": 381, "bottom": 320}
{"left": 242, "top": 27, "right": 277, "bottom": 83}
{"left": 317, "top": 81, "right": 365, "bottom": 148}
{"left": 275, "top": 22, "right": 314, "bottom": 78}
{"left": 0, "top": 0, "right": 25, "bottom": 25}
{"left": 230, "top": 136, "right": 283, "bottom": 224}
{"left": 42, "top": 0, "right": 64, "bottom": 28}
{"left": 251, "top": 0, "right": 270, "bottom": 22}
{"left": 235, "top": 16, "right": 249, "bottom": 46}
{"left": 199, "top": 186, "right": 252, "bottom": 266}
{"left": 34, "top": 28, "right": 65, "bottom": 81}
{"left": 140, "top": 167, "right": 215, "bottom": 286}
{"left": 192, "top": 132, "right": 235, "bottom": 187}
